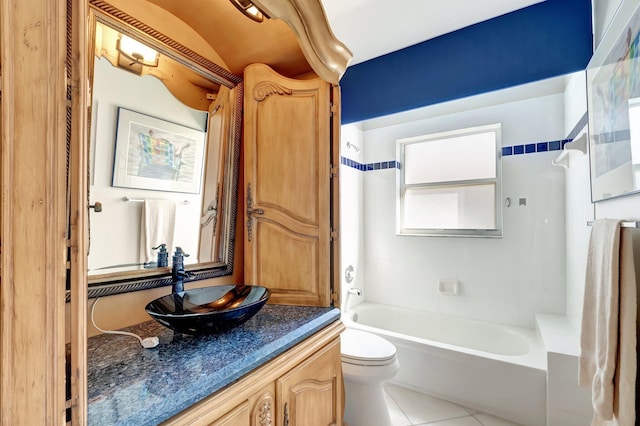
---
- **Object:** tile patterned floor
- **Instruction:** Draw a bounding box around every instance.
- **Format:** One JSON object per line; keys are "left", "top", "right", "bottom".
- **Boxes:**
{"left": 384, "top": 384, "right": 521, "bottom": 426}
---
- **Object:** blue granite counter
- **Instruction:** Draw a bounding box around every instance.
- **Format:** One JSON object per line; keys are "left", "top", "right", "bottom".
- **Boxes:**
{"left": 87, "top": 304, "right": 341, "bottom": 425}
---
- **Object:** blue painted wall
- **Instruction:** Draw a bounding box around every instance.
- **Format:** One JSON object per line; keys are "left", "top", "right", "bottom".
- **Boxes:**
{"left": 340, "top": 0, "right": 593, "bottom": 124}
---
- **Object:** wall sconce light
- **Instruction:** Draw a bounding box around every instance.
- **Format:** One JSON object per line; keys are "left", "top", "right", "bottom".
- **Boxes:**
{"left": 229, "top": 0, "right": 268, "bottom": 23}
{"left": 116, "top": 34, "right": 160, "bottom": 73}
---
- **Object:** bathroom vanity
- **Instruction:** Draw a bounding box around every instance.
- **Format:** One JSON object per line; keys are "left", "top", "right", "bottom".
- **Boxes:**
{"left": 0, "top": 0, "right": 350, "bottom": 423}
{"left": 88, "top": 306, "right": 344, "bottom": 425}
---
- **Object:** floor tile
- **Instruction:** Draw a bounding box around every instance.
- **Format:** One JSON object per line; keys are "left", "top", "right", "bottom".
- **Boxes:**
{"left": 421, "top": 416, "right": 483, "bottom": 426}
{"left": 385, "top": 384, "right": 470, "bottom": 424}
{"left": 473, "top": 413, "right": 521, "bottom": 426}
{"left": 386, "top": 393, "right": 412, "bottom": 426}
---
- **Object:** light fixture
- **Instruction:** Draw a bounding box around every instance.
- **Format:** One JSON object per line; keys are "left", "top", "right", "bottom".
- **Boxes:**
{"left": 116, "top": 34, "right": 159, "bottom": 73}
{"left": 229, "top": 0, "right": 268, "bottom": 23}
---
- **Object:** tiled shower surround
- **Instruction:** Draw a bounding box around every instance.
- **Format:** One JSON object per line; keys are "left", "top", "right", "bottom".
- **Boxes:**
{"left": 340, "top": 85, "right": 583, "bottom": 329}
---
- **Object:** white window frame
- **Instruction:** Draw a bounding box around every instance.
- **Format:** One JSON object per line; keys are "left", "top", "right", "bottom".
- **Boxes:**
{"left": 396, "top": 123, "right": 503, "bottom": 237}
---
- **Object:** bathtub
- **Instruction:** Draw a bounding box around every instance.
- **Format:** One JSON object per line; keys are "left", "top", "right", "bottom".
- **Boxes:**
{"left": 342, "top": 302, "right": 547, "bottom": 426}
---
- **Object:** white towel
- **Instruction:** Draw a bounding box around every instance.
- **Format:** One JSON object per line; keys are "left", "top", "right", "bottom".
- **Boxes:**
{"left": 605, "top": 227, "right": 637, "bottom": 426}
{"left": 579, "top": 219, "right": 638, "bottom": 425}
{"left": 579, "top": 219, "right": 621, "bottom": 421}
{"left": 139, "top": 199, "right": 176, "bottom": 263}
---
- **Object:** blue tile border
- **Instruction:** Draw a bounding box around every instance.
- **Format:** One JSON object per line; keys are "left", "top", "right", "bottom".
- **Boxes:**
{"left": 548, "top": 140, "right": 561, "bottom": 151}
{"left": 501, "top": 138, "right": 568, "bottom": 156}
{"left": 499, "top": 111, "right": 589, "bottom": 157}
{"left": 341, "top": 156, "right": 400, "bottom": 172}
{"left": 343, "top": 111, "right": 590, "bottom": 170}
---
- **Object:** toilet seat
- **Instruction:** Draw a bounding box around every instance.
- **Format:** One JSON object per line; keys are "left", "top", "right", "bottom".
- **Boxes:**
{"left": 341, "top": 329, "right": 397, "bottom": 366}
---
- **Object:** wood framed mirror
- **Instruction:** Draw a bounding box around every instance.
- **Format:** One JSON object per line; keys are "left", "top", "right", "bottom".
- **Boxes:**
{"left": 83, "top": 0, "right": 242, "bottom": 298}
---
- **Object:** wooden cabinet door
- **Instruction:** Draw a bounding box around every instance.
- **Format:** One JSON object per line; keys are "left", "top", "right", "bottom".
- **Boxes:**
{"left": 248, "top": 384, "right": 276, "bottom": 426}
{"left": 277, "top": 339, "right": 343, "bottom": 426}
{"left": 244, "top": 63, "right": 333, "bottom": 306}
{"left": 210, "top": 401, "right": 250, "bottom": 426}
{"left": 172, "top": 382, "right": 275, "bottom": 426}
{"left": 209, "top": 383, "right": 275, "bottom": 426}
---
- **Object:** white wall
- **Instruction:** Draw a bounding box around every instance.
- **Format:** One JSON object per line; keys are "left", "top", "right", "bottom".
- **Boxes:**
{"left": 563, "top": 71, "right": 594, "bottom": 331}
{"left": 341, "top": 83, "right": 568, "bottom": 328}
{"left": 592, "top": 0, "right": 623, "bottom": 46}
{"left": 89, "top": 57, "right": 207, "bottom": 271}
{"left": 340, "top": 124, "right": 366, "bottom": 311}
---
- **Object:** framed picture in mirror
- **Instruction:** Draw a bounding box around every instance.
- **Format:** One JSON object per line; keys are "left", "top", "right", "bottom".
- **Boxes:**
{"left": 587, "top": 0, "right": 640, "bottom": 201}
{"left": 112, "top": 107, "right": 206, "bottom": 194}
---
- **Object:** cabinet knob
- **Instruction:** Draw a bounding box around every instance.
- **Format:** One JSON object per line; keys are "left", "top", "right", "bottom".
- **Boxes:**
{"left": 89, "top": 202, "right": 102, "bottom": 212}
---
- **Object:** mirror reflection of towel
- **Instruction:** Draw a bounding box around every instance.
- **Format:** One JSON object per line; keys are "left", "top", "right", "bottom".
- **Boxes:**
{"left": 140, "top": 199, "right": 176, "bottom": 263}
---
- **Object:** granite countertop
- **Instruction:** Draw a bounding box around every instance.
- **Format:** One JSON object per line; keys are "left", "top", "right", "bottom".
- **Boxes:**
{"left": 87, "top": 304, "right": 341, "bottom": 425}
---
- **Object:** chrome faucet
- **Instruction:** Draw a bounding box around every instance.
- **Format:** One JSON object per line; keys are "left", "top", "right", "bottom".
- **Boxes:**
{"left": 347, "top": 287, "right": 362, "bottom": 296}
{"left": 171, "top": 247, "right": 194, "bottom": 293}
{"left": 343, "top": 287, "right": 362, "bottom": 314}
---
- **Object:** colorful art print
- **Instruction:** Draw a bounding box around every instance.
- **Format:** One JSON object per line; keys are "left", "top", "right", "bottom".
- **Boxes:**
{"left": 112, "top": 107, "right": 206, "bottom": 194}
{"left": 588, "top": 0, "right": 640, "bottom": 201}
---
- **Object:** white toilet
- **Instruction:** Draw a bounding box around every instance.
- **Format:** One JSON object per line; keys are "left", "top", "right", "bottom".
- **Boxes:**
{"left": 341, "top": 328, "right": 399, "bottom": 426}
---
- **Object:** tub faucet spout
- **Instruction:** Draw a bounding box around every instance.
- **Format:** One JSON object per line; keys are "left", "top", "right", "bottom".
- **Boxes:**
{"left": 343, "top": 287, "right": 362, "bottom": 314}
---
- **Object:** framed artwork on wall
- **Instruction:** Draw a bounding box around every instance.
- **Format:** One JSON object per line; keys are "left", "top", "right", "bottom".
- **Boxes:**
{"left": 112, "top": 107, "right": 206, "bottom": 194}
{"left": 587, "top": 0, "right": 640, "bottom": 201}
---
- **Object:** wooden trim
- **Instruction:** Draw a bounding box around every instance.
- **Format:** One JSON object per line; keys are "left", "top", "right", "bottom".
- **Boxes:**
{"left": 330, "top": 85, "right": 342, "bottom": 308}
{"left": 68, "top": 0, "right": 89, "bottom": 423}
{"left": 88, "top": 0, "right": 241, "bottom": 88}
{"left": 1, "top": 0, "right": 68, "bottom": 422}
{"left": 252, "top": 0, "right": 352, "bottom": 84}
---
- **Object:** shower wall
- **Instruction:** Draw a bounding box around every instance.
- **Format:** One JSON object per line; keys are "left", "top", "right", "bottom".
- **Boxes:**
{"left": 341, "top": 82, "right": 568, "bottom": 328}
{"left": 340, "top": 124, "right": 366, "bottom": 310}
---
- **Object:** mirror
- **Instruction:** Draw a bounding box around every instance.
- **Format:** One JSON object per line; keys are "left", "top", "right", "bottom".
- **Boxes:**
{"left": 587, "top": 0, "right": 640, "bottom": 201}
{"left": 86, "top": 2, "right": 242, "bottom": 298}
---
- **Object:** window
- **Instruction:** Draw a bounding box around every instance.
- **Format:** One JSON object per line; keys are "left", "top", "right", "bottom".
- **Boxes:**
{"left": 396, "top": 124, "right": 502, "bottom": 237}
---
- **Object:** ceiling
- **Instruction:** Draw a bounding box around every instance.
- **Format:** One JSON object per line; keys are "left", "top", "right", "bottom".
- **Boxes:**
{"left": 116, "top": 0, "right": 555, "bottom": 87}
{"left": 320, "top": 0, "right": 546, "bottom": 65}
{"left": 145, "top": 0, "right": 308, "bottom": 77}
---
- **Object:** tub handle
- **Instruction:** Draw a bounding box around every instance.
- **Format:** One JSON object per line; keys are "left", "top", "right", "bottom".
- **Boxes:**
{"left": 345, "top": 265, "right": 355, "bottom": 283}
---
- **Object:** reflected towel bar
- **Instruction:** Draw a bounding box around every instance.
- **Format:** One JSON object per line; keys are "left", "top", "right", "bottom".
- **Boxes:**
{"left": 587, "top": 220, "right": 639, "bottom": 228}
{"left": 122, "top": 196, "right": 189, "bottom": 205}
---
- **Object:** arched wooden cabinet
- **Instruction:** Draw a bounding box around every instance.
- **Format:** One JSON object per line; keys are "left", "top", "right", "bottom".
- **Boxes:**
{"left": 0, "top": 0, "right": 350, "bottom": 423}
{"left": 244, "top": 63, "right": 342, "bottom": 307}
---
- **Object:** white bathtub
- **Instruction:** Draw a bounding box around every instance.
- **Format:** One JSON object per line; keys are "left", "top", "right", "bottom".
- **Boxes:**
{"left": 342, "top": 302, "right": 547, "bottom": 426}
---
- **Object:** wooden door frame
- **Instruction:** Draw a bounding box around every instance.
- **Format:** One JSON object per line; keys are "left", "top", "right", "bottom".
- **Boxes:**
{"left": 0, "top": 0, "right": 77, "bottom": 422}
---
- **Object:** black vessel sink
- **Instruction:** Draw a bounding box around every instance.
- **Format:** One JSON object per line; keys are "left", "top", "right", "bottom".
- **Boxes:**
{"left": 145, "top": 285, "right": 270, "bottom": 335}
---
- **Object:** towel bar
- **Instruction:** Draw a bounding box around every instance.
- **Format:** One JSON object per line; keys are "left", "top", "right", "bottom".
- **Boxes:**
{"left": 586, "top": 220, "right": 639, "bottom": 228}
{"left": 122, "top": 196, "right": 189, "bottom": 205}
